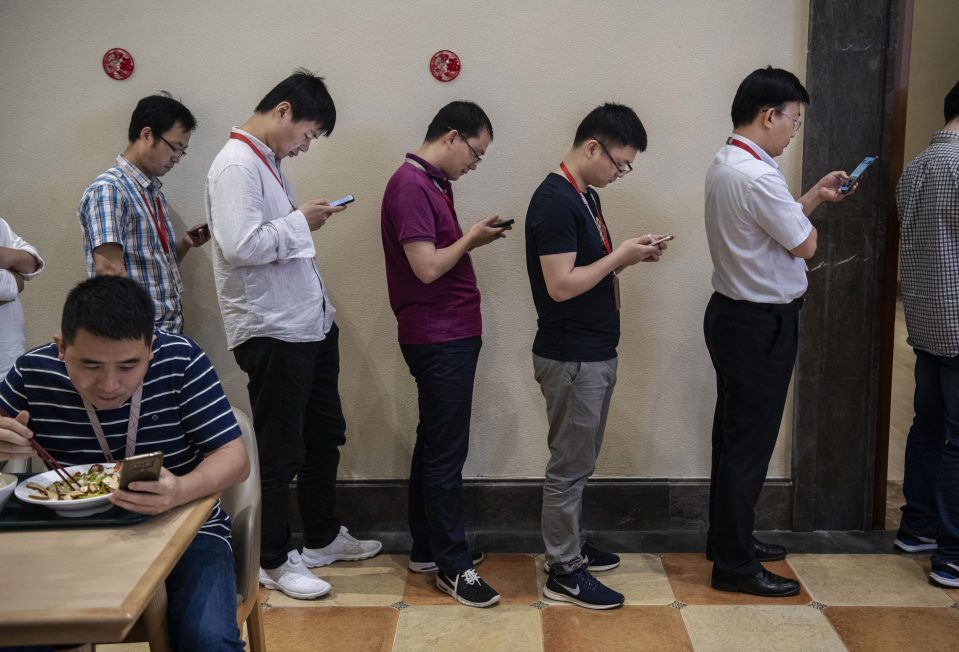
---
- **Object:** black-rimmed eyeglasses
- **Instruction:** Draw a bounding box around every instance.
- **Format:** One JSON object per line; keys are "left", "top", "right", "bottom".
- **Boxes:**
{"left": 598, "top": 141, "right": 632, "bottom": 176}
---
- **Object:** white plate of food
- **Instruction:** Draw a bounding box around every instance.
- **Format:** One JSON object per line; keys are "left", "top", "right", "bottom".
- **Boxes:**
{"left": 15, "top": 462, "right": 120, "bottom": 518}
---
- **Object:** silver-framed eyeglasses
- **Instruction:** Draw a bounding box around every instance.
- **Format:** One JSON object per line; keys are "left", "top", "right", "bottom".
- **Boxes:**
{"left": 774, "top": 108, "right": 803, "bottom": 133}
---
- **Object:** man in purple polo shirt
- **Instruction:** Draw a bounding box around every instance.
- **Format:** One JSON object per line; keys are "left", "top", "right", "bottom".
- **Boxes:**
{"left": 381, "top": 101, "right": 509, "bottom": 608}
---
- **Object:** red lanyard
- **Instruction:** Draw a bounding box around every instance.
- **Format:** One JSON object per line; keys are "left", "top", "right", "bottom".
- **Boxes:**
{"left": 559, "top": 162, "right": 611, "bottom": 254}
{"left": 230, "top": 132, "right": 285, "bottom": 191}
{"left": 136, "top": 188, "right": 170, "bottom": 253}
{"left": 727, "top": 137, "right": 761, "bottom": 160}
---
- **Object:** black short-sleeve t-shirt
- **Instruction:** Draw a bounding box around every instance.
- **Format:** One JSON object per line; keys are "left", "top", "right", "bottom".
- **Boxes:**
{"left": 525, "top": 173, "right": 620, "bottom": 361}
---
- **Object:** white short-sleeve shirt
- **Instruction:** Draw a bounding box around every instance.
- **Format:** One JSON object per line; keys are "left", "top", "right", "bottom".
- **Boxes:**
{"left": 704, "top": 135, "right": 813, "bottom": 304}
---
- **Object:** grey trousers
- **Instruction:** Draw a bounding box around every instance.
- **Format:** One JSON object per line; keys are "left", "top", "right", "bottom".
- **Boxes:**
{"left": 534, "top": 353, "right": 618, "bottom": 574}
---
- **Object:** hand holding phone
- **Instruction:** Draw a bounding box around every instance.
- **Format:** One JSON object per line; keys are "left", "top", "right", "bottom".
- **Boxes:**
{"left": 490, "top": 218, "right": 515, "bottom": 228}
{"left": 839, "top": 156, "right": 878, "bottom": 193}
{"left": 329, "top": 194, "right": 355, "bottom": 207}
{"left": 648, "top": 234, "right": 674, "bottom": 247}
{"left": 187, "top": 223, "right": 209, "bottom": 242}
{"left": 118, "top": 451, "right": 163, "bottom": 490}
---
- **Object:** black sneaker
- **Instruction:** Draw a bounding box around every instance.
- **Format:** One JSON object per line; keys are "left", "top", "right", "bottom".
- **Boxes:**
{"left": 409, "top": 551, "right": 485, "bottom": 574}
{"left": 436, "top": 568, "right": 500, "bottom": 608}
{"left": 544, "top": 567, "right": 624, "bottom": 609}
{"left": 543, "top": 543, "right": 620, "bottom": 573}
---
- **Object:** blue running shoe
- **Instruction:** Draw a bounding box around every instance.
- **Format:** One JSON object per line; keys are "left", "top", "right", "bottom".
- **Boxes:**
{"left": 930, "top": 562, "right": 959, "bottom": 588}
{"left": 543, "top": 567, "right": 624, "bottom": 609}
{"left": 543, "top": 543, "right": 621, "bottom": 573}
{"left": 894, "top": 529, "right": 937, "bottom": 553}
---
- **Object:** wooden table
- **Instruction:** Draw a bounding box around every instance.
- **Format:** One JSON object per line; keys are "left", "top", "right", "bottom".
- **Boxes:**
{"left": 0, "top": 495, "right": 216, "bottom": 648}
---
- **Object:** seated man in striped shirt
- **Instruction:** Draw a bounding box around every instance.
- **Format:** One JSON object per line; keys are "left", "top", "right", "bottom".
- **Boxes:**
{"left": 0, "top": 276, "right": 250, "bottom": 651}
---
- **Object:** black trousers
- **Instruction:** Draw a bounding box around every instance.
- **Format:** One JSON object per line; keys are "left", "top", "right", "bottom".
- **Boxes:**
{"left": 400, "top": 336, "right": 482, "bottom": 575}
{"left": 703, "top": 293, "right": 800, "bottom": 575}
{"left": 233, "top": 324, "right": 346, "bottom": 569}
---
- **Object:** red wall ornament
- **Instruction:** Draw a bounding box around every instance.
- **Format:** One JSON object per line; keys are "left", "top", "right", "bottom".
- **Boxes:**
{"left": 429, "top": 50, "right": 461, "bottom": 82}
{"left": 102, "top": 48, "right": 135, "bottom": 80}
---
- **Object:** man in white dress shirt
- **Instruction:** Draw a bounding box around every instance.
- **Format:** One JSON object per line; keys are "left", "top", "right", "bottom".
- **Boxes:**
{"left": 703, "top": 66, "right": 853, "bottom": 597}
{"left": 0, "top": 217, "right": 42, "bottom": 379}
{"left": 206, "top": 69, "right": 380, "bottom": 601}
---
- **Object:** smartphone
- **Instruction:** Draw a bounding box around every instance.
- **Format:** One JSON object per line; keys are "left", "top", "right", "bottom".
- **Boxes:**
{"left": 330, "top": 194, "right": 355, "bottom": 207}
{"left": 839, "top": 156, "right": 878, "bottom": 193}
{"left": 649, "top": 234, "right": 675, "bottom": 246}
{"left": 187, "top": 224, "right": 209, "bottom": 239}
{"left": 490, "top": 218, "right": 515, "bottom": 228}
{"left": 118, "top": 451, "right": 164, "bottom": 490}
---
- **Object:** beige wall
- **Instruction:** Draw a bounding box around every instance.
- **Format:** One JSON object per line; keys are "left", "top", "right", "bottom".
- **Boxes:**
{"left": 0, "top": 0, "right": 809, "bottom": 479}
{"left": 904, "top": 0, "right": 959, "bottom": 164}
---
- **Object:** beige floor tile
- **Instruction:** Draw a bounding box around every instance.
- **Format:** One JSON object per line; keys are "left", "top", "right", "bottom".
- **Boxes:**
{"left": 262, "top": 605, "right": 397, "bottom": 652}
{"left": 910, "top": 555, "right": 959, "bottom": 602}
{"left": 541, "top": 605, "right": 693, "bottom": 651}
{"left": 825, "top": 606, "right": 959, "bottom": 651}
{"left": 682, "top": 605, "right": 846, "bottom": 651}
{"left": 265, "top": 554, "right": 409, "bottom": 608}
{"left": 533, "top": 553, "right": 675, "bottom": 606}
{"left": 404, "top": 553, "right": 538, "bottom": 606}
{"left": 788, "top": 553, "right": 954, "bottom": 607}
{"left": 392, "top": 605, "right": 541, "bottom": 651}
{"left": 660, "top": 553, "right": 811, "bottom": 606}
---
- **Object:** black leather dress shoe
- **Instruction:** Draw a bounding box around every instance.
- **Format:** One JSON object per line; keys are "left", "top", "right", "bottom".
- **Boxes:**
{"left": 711, "top": 567, "right": 800, "bottom": 597}
{"left": 753, "top": 538, "right": 787, "bottom": 561}
{"left": 706, "top": 538, "right": 787, "bottom": 562}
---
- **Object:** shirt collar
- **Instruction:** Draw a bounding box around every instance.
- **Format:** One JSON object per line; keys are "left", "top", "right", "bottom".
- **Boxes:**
{"left": 232, "top": 127, "right": 279, "bottom": 165}
{"left": 932, "top": 129, "right": 959, "bottom": 141}
{"left": 728, "top": 134, "right": 780, "bottom": 170}
{"left": 116, "top": 154, "right": 162, "bottom": 190}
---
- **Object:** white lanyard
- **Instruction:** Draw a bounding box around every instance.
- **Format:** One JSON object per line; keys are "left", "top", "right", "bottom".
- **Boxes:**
{"left": 82, "top": 385, "right": 143, "bottom": 462}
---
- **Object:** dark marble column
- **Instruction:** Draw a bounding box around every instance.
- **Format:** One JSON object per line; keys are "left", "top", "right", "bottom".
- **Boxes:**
{"left": 793, "top": 0, "right": 904, "bottom": 530}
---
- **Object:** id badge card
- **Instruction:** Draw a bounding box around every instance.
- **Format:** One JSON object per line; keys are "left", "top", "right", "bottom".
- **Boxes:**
{"left": 612, "top": 274, "right": 621, "bottom": 312}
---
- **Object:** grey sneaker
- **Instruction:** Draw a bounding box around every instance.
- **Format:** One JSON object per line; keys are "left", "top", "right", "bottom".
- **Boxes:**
{"left": 259, "top": 550, "right": 331, "bottom": 599}
{"left": 301, "top": 525, "right": 382, "bottom": 567}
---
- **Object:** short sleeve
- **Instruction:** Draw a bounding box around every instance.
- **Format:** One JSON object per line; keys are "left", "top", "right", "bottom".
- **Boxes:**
{"left": 390, "top": 183, "right": 439, "bottom": 244}
{"left": 749, "top": 173, "right": 813, "bottom": 251}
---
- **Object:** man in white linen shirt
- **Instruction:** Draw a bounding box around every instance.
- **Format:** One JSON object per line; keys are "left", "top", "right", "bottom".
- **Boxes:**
{"left": 703, "top": 66, "right": 854, "bottom": 598}
{"left": 206, "top": 69, "right": 381, "bottom": 601}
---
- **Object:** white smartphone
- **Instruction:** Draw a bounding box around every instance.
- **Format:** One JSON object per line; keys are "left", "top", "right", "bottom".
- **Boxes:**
{"left": 330, "top": 194, "right": 355, "bottom": 207}
{"left": 649, "top": 234, "right": 675, "bottom": 246}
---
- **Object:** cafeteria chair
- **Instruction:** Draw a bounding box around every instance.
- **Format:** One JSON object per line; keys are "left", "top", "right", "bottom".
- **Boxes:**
{"left": 119, "top": 406, "right": 265, "bottom": 651}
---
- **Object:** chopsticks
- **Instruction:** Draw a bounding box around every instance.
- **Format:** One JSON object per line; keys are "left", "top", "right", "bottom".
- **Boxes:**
{"left": 0, "top": 406, "right": 83, "bottom": 491}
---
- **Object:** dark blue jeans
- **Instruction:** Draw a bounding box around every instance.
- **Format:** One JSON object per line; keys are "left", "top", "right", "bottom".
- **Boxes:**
{"left": 2, "top": 534, "right": 242, "bottom": 651}
{"left": 401, "top": 335, "right": 481, "bottom": 575}
{"left": 901, "top": 348, "right": 959, "bottom": 564}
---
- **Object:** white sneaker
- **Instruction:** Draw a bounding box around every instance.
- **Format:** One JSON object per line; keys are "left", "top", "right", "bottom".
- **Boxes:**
{"left": 259, "top": 549, "right": 331, "bottom": 599}
{"left": 301, "top": 526, "right": 383, "bottom": 567}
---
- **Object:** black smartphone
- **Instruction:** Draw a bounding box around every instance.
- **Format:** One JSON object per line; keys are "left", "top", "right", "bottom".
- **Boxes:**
{"left": 491, "top": 218, "right": 515, "bottom": 228}
{"left": 839, "top": 156, "right": 878, "bottom": 193}
{"left": 330, "top": 194, "right": 355, "bottom": 207}
{"left": 187, "top": 224, "right": 209, "bottom": 239}
{"left": 118, "top": 451, "right": 164, "bottom": 490}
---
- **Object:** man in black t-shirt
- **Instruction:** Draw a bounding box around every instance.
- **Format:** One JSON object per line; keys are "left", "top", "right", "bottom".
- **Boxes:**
{"left": 525, "top": 104, "right": 667, "bottom": 609}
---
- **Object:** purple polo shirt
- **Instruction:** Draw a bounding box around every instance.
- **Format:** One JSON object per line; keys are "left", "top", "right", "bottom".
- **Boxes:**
{"left": 381, "top": 154, "right": 482, "bottom": 345}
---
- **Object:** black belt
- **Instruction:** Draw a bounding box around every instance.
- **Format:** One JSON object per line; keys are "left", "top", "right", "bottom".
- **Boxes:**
{"left": 713, "top": 292, "right": 805, "bottom": 312}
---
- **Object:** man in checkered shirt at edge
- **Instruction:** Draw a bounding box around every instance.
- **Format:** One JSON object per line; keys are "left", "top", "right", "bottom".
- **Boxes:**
{"left": 894, "top": 80, "right": 959, "bottom": 590}
{"left": 77, "top": 93, "right": 211, "bottom": 334}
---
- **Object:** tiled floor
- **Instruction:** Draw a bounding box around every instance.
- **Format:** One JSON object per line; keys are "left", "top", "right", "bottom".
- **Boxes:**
{"left": 100, "top": 550, "right": 959, "bottom": 651}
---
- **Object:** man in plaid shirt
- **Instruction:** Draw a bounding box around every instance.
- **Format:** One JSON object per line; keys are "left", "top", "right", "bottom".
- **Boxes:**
{"left": 895, "top": 80, "right": 959, "bottom": 589}
{"left": 77, "top": 93, "right": 210, "bottom": 333}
